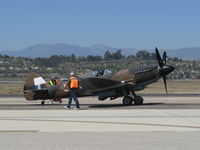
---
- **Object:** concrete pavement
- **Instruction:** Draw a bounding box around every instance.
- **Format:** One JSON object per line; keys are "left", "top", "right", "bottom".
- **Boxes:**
{"left": 1, "top": 132, "right": 200, "bottom": 150}
{"left": 0, "top": 96, "right": 200, "bottom": 150}
{"left": 0, "top": 109, "right": 200, "bottom": 132}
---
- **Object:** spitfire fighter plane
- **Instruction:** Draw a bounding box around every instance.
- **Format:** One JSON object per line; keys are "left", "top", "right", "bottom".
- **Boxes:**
{"left": 24, "top": 48, "right": 174, "bottom": 105}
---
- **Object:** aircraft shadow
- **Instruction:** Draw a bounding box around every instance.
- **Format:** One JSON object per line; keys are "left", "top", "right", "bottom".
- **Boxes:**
{"left": 88, "top": 103, "right": 164, "bottom": 108}
{"left": 1, "top": 103, "right": 200, "bottom": 110}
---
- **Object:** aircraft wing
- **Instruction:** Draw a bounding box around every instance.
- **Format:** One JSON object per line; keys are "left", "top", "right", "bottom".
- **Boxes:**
{"left": 80, "top": 77, "right": 135, "bottom": 94}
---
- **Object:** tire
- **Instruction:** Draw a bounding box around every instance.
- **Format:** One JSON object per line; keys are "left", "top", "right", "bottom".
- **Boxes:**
{"left": 122, "top": 96, "right": 133, "bottom": 106}
{"left": 41, "top": 101, "right": 45, "bottom": 105}
{"left": 134, "top": 96, "right": 144, "bottom": 105}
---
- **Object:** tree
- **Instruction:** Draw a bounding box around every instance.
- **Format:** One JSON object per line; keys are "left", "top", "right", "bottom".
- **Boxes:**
{"left": 70, "top": 54, "right": 76, "bottom": 61}
{"left": 150, "top": 52, "right": 157, "bottom": 60}
{"left": 172, "top": 57, "right": 179, "bottom": 61}
{"left": 104, "top": 51, "right": 113, "bottom": 59}
{"left": 112, "top": 50, "right": 123, "bottom": 60}
{"left": 87, "top": 55, "right": 101, "bottom": 61}
{"left": 136, "top": 50, "right": 150, "bottom": 60}
{"left": 126, "top": 55, "right": 136, "bottom": 60}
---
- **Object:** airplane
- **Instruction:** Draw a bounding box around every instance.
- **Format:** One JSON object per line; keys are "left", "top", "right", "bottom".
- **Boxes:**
{"left": 23, "top": 48, "right": 174, "bottom": 105}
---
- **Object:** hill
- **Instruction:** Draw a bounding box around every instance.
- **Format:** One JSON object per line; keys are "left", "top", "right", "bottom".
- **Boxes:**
{"left": 0, "top": 44, "right": 200, "bottom": 59}
{"left": 168, "top": 47, "right": 200, "bottom": 60}
{"left": 0, "top": 44, "right": 137, "bottom": 58}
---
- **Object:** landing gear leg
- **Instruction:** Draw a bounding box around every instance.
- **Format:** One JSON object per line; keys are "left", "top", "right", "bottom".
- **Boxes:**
{"left": 49, "top": 99, "right": 53, "bottom": 104}
{"left": 41, "top": 100, "right": 45, "bottom": 105}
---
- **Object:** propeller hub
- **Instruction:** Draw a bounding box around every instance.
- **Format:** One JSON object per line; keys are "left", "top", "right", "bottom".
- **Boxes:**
{"left": 161, "top": 65, "right": 174, "bottom": 75}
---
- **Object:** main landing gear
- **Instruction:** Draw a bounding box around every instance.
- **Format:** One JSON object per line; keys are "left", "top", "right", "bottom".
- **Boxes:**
{"left": 122, "top": 96, "right": 133, "bottom": 105}
{"left": 122, "top": 95, "right": 144, "bottom": 106}
{"left": 41, "top": 100, "right": 45, "bottom": 105}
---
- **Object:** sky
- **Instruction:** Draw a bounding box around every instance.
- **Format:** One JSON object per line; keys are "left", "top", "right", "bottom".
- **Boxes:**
{"left": 0, "top": 0, "right": 200, "bottom": 51}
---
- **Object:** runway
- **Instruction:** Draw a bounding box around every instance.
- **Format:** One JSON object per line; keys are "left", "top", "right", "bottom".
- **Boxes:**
{"left": 0, "top": 95, "right": 200, "bottom": 110}
{"left": 0, "top": 95, "right": 200, "bottom": 150}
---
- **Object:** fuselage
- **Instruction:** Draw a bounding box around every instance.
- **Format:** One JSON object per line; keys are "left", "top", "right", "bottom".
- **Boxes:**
{"left": 110, "top": 65, "right": 159, "bottom": 85}
{"left": 48, "top": 65, "right": 161, "bottom": 98}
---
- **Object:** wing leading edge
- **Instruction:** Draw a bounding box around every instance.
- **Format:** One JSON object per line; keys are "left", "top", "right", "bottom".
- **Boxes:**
{"left": 80, "top": 77, "right": 136, "bottom": 94}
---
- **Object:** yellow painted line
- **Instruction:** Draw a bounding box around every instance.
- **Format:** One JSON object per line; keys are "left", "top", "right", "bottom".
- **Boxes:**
{"left": 0, "top": 118, "right": 200, "bottom": 129}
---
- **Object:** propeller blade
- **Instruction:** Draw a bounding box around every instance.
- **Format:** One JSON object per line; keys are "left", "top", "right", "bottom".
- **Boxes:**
{"left": 163, "top": 75, "right": 168, "bottom": 94}
{"left": 163, "top": 51, "right": 167, "bottom": 65}
{"left": 155, "top": 47, "right": 163, "bottom": 68}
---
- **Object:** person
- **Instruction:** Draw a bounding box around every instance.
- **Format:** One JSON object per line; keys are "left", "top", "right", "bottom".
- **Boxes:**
{"left": 49, "top": 75, "right": 59, "bottom": 86}
{"left": 64, "top": 72, "right": 80, "bottom": 110}
{"left": 49, "top": 75, "right": 62, "bottom": 103}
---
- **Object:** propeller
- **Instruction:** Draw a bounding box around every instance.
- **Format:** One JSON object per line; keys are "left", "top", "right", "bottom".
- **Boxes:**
{"left": 155, "top": 47, "right": 163, "bottom": 68}
{"left": 155, "top": 47, "right": 174, "bottom": 94}
{"left": 163, "top": 51, "right": 166, "bottom": 65}
{"left": 163, "top": 74, "right": 168, "bottom": 94}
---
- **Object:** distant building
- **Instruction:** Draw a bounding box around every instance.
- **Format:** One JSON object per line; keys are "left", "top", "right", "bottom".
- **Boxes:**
{"left": 9, "top": 67, "right": 14, "bottom": 70}
{"left": 32, "top": 67, "right": 39, "bottom": 70}
{"left": 0, "top": 67, "right": 6, "bottom": 70}
{"left": 47, "top": 67, "right": 53, "bottom": 71}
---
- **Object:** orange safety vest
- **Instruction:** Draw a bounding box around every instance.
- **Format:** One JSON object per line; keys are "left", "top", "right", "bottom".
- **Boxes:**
{"left": 69, "top": 77, "right": 79, "bottom": 88}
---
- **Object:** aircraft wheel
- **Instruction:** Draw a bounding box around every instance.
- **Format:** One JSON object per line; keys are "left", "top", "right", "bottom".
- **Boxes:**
{"left": 41, "top": 101, "right": 45, "bottom": 105}
{"left": 134, "top": 96, "right": 144, "bottom": 105}
{"left": 122, "top": 96, "right": 133, "bottom": 106}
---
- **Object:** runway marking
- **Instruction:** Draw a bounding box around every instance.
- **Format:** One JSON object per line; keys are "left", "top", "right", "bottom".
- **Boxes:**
{"left": 0, "top": 118, "right": 200, "bottom": 129}
{"left": 1, "top": 115, "right": 200, "bottom": 119}
{"left": 0, "top": 130, "right": 39, "bottom": 133}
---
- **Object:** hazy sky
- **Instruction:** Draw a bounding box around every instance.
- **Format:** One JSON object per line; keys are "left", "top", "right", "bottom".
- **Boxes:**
{"left": 0, "top": 0, "right": 200, "bottom": 50}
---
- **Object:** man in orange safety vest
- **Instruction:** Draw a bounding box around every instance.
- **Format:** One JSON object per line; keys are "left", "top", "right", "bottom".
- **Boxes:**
{"left": 64, "top": 72, "right": 80, "bottom": 110}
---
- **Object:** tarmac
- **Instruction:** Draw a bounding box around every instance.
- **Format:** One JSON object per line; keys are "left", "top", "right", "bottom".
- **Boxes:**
{"left": 0, "top": 95, "right": 200, "bottom": 150}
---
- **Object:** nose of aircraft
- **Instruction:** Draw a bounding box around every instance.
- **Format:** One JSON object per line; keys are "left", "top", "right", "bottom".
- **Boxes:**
{"left": 162, "top": 65, "right": 174, "bottom": 75}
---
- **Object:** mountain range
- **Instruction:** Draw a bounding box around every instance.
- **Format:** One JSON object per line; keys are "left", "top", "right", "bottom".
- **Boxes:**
{"left": 0, "top": 43, "right": 199, "bottom": 59}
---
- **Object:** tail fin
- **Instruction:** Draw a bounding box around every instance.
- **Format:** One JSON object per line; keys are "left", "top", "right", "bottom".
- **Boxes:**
{"left": 24, "top": 72, "right": 49, "bottom": 100}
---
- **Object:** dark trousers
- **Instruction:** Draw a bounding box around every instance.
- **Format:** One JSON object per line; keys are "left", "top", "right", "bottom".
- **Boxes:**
{"left": 67, "top": 88, "right": 80, "bottom": 109}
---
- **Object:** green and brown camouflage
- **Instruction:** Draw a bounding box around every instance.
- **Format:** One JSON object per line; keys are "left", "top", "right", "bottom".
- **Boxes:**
{"left": 24, "top": 48, "right": 174, "bottom": 105}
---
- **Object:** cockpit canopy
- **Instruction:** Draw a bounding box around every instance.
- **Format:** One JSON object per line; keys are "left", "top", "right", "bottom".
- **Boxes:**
{"left": 81, "top": 69, "right": 112, "bottom": 78}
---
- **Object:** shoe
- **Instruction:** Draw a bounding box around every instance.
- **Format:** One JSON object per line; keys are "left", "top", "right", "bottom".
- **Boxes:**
{"left": 74, "top": 108, "right": 80, "bottom": 110}
{"left": 64, "top": 106, "right": 70, "bottom": 110}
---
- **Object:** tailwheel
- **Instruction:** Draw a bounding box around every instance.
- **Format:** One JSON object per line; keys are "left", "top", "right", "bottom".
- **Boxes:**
{"left": 41, "top": 100, "right": 45, "bottom": 105}
{"left": 122, "top": 96, "right": 133, "bottom": 106}
{"left": 133, "top": 96, "right": 144, "bottom": 105}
